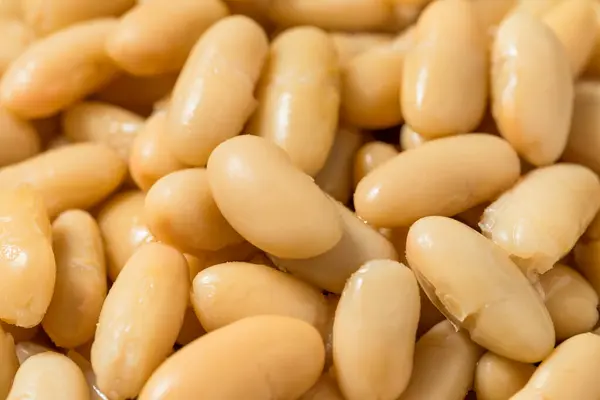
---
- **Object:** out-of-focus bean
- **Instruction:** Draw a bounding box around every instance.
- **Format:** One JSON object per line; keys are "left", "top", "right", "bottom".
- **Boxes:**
{"left": 474, "top": 352, "right": 535, "bottom": 400}
{"left": 330, "top": 32, "right": 393, "bottom": 65}
{"left": 0, "top": 107, "right": 40, "bottom": 167}
{"left": 0, "top": 18, "right": 35, "bottom": 76}
{"left": 0, "top": 324, "right": 18, "bottom": 399}
{"left": 352, "top": 141, "right": 398, "bottom": 187}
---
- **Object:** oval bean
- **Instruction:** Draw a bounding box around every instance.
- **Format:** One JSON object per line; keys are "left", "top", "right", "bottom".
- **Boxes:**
{"left": 474, "top": 352, "right": 535, "bottom": 400}
{"left": 0, "top": 107, "right": 40, "bottom": 167}
{"left": 352, "top": 141, "right": 398, "bottom": 187}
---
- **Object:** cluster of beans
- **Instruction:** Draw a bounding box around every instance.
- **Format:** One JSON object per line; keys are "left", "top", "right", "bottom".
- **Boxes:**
{"left": 1, "top": 0, "right": 600, "bottom": 399}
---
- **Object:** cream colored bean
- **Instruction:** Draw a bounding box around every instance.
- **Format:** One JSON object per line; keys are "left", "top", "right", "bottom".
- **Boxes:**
{"left": 139, "top": 315, "right": 324, "bottom": 400}
{"left": 402, "top": 0, "right": 487, "bottom": 138}
{"left": 300, "top": 371, "right": 343, "bottom": 400}
{"left": 352, "top": 141, "right": 398, "bottom": 187}
{"left": 334, "top": 260, "right": 419, "bottom": 400}
{"left": 0, "top": 143, "right": 126, "bottom": 218}
{"left": 563, "top": 81, "right": 600, "bottom": 175}
{"left": 192, "top": 262, "right": 328, "bottom": 333}
{"left": 0, "top": 325, "right": 18, "bottom": 400}
{"left": 8, "top": 352, "right": 89, "bottom": 400}
{"left": 330, "top": 32, "right": 393, "bottom": 65}
{"left": 400, "top": 124, "right": 426, "bottom": 151}
{"left": 208, "top": 135, "right": 342, "bottom": 259}
{"left": 176, "top": 307, "right": 205, "bottom": 346}
{"left": 539, "top": 264, "right": 599, "bottom": 341}
{"left": 270, "top": 201, "right": 397, "bottom": 293}
{"left": 511, "top": 0, "right": 564, "bottom": 16}
{"left": 0, "top": 19, "right": 119, "bottom": 119}
{"left": 315, "top": 126, "right": 363, "bottom": 204}
{"left": 491, "top": 12, "right": 573, "bottom": 166}
{"left": 355, "top": 134, "right": 520, "bottom": 228}
{"left": 0, "top": 0, "right": 22, "bottom": 19}
{"left": 543, "top": 0, "right": 597, "bottom": 77}
{"left": 129, "top": 112, "right": 186, "bottom": 191}
{"left": 406, "top": 216, "right": 554, "bottom": 362}
{"left": 97, "top": 190, "right": 154, "bottom": 281}
{"left": 166, "top": 16, "right": 268, "bottom": 166}
{"left": 62, "top": 102, "right": 143, "bottom": 161}
{"left": 0, "top": 107, "right": 40, "bottom": 167}
{"left": 106, "top": 0, "right": 228, "bottom": 75}
{"left": 145, "top": 168, "right": 244, "bottom": 254}
{"left": 92, "top": 243, "right": 189, "bottom": 400}
{"left": 0, "top": 18, "right": 35, "bottom": 76}
{"left": 42, "top": 210, "right": 106, "bottom": 349}
{"left": 474, "top": 352, "right": 535, "bottom": 400}
{"left": 269, "top": 0, "right": 392, "bottom": 31}
{"left": 511, "top": 333, "right": 600, "bottom": 400}
{"left": 249, "top": 27, "right": 339, "bottom": 176}
{"left": 341, "top": 28, "right": 415, "bottom": 130}
{"left": 68, "top": 350, "right": 109, "bottom": 400}
{"left": 0, "top": 186, "right": 54, "bottom": 328}
{"left": 398, "top": 320, "right": 483, "bottom": 400}
{"left": 22, "top": 0, "right": 133, "bottom": 36}
{"left": 480, "top": 164, "right": 600, "bottom": 279}
{"left": 15, "top": 341, "right": 53, "bottom": 365}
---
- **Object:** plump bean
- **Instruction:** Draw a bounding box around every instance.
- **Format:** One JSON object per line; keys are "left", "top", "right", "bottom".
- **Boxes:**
{"left": 330, "top": 32, "right": 393, "bottom": 65}
{"left": 334, "top": 260, "right": 419, "bottom": 400}
{"left": 0, "top": 325, "right": 18, "bottom": 400}
{"left": 398, "top": 320, "right": 483, "bottom": 400}
{"left": 92, "top": 243, "right": 189, "bottom": 400}
{"left": 491, "top": 12, "right": 573, "bottom": 166}
{"left": 145, "top": 168, "right": 244, "bottom": 254}
{"left": 480, "top": 164, "right": 600, "bottom": 279}
{"left": 0, "top": 186, "right": 54, "bottom": 328}
{"left": 208, "top": 135, "right": 342, "bottom": 258}
{"left": 0, "top": 18, "right": 35, "bottom": 76}
{"left": 139, "top": 315, "right": 324, "bottom": 400}
{"left": 270, "top": 201, "right": 397, "bottom": 293}
{"left": 42, "top": 210, "right": 106, "bottom": 349}
{"left": 355, "top": 134, "right": 520, "bottom": 228}
{"left": 352, "top": 141, "right": 398, "bottom": 187}
{"left": 249, "top": 27, "right": 340, "bottom": 176}
{"left": 402, "top": 0, "right": 487, "bottom": 138}
{"left": 511, "top": 333, "right": 600, "bottom": 400}
{"left": 406, "top": 216, "right": 554, "bottom": 362}
{"left": 299, "top": 371, "right": 343, "bottom": 400}
{"left": 399, "top": 124, "right": 426, "bottom": 150}
{"left": 192, "top": 262, "right": 328, "bottom": 333}
{"left": 542, "top": 0, "right": 597, "bottom": 77}
{"left": 7, "top": 352, "right": 89, "bottom": 400}
{"left": 0, "top": 19, "right": 120, "bottom": 119}
{"left": 315, "top": 126, "right": 363, "bottom": 203}
{"left": 0, "top": 107, "right": 40, "bottom": 167}
{"left": 0, "top": 0, "right": 22, "bottom": 19}
{"left": 166, "top": 16, "right": 268, "bottom": 166}
{"left": 0, "top": 143, "right": 126, "bottom": 218}
{"left": 106, "top": 0, "right": 228, "bottom": 75}
{"left": 539, "top": 264, "right": 599, "bottom": 341}
{"left": 474, "top": 352, "right": 535, "bottom": 400}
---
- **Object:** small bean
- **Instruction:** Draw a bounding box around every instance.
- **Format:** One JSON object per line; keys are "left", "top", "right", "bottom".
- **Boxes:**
{"left": 352, "top": 141, "right": 398, "bottom": 187}
{"left": 399, "top": 124, "right": 426, "bottom": 150}
{"left": 0, "top": 107, "right": 40, "bottom": 167}
{"left": 474, "top": 352, "right": 535, "bottom": 400}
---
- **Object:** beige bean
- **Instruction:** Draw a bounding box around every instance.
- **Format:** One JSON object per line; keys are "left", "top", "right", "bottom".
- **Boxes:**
{"left": 14, "top": 341, "right": 53, "bottom": 365}
{"left": 208, "top": 135, "right": 342, "bottom": 259}
{"left": 474, "top": 352, "right": 535, "bottom": 400}
{"left": 341, "top": 28, "right": 415, "bottom": 130}
{"left": 402, "top": 0, "right": 487, "bottom": 138}
{"left": 352, "top": 141, "right": 398, "bottom": 187}
{"left": 97, "top": 190, "right": 154, "bottom": 281}
{"left": 92, "top": 243, "right": 189, "bottom": 400}
{"left": 62, "top": 102, "right": 144, "bottom": 161}
{"left": 406, "top": 216, "right": 555, "bottom": 362}
{"left": 68, "top": 350, "right": 109, "bottom": 400}
{"left": 42, "top": 210, "right": 106, "bottom": 349}
{"left": 176, "top": 307, "right": 205, "bottom": 346}
{"left": 0, "top": 143, "right": 126, "bottom": 218}
{"left": 511, "top": 333, "right": 600, "bottom": 399}
{"left": 400, "top": 124, "right": 427, "bottom": 151}
{"left": 0, "top": 0, "right": 22, "bottom": 19}
{"left": 300, "top": 370, "right": 343, "bottom": 400}
{"left": 511, "top": 0, "right": 564, "bottom": 16}
{"left": 0, "top": 322, "right": 39, "bottom": 343}
{"left": 145, "top": 168, "right": 244, "bottom": 254}
{"left": 543, "top": 0, "right": 597, "bottom": 77}
{"left": 139, "top": 315, "right": 324, "bottom": 400}
{"left": 249, "top": 27, "right": 340, "bottom": 176}
{"left": 480, "top": 164, "right": 600, "bottom": 279}
{"left": 0, "top": 107, "right": 40, "bottom": 167}
{"left": 106, "top": 0, "right": 228, "bottom": 76}
{"left": 0, "top": 186, "right": 54, "bottom": 328}
{"left": 269, "top": 0, "right": 391, "bottom": 31}
{"left": 315, "top": 126, "right": 363, "bottom": 204}
{"left": 7, "top": 352, "right": 89, "bottom": 400}
{"left": 355, "top": 134, "right": 520, "bottom": 228}
{"left": 562, "top": 81, "right": 600, "bottom": 175}
{"left": 94, "top": 73, "right": 177, "bottom": 115}
{"left": 0, "top": 18, "right": 35, "bottom": 76}
{"left": 539, "top": 264, "right": 599, "bottom": 341}
{"left": 192, "top": 262, "right": 328, "bottom": 334}
{"left": 166, "top": 16, "right": 268, "bottom": 166}
{"left": 330, "top": 32, "right": 393, "bottom": 65}
{"left": 129, "top": 112, "right": 186, "bottom": 191}
{"left": 398, "top": 320, "right": 483, "bottom": 400}
{"left": 0, "top": 325, "right": 18, "bottom": 400}
{"left": 270, "top": 201, "right": 397, "bottom": 293}
{"left": 334, "top": 260, "right": 419, "bottom": 400}
{"left": 0, "top": 19, "right": 120, "bottom": 119}
{"left": 491, "top": 12, "right": 573, "bottom": 166}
